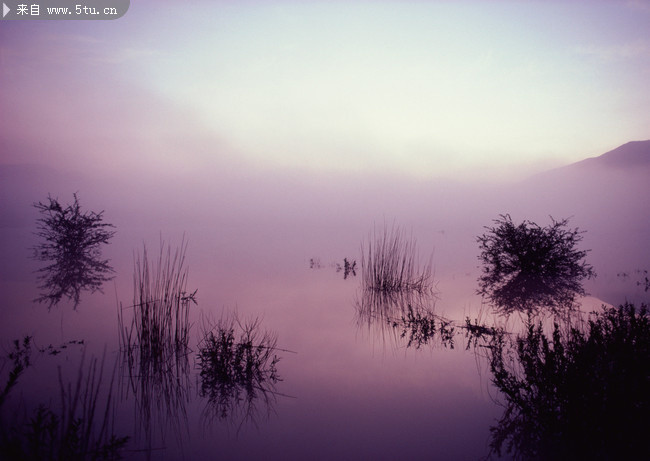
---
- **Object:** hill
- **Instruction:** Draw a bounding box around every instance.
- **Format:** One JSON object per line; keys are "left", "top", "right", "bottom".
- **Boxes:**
{"left": 568, "top": 140, "right": 650, "bottom": 170}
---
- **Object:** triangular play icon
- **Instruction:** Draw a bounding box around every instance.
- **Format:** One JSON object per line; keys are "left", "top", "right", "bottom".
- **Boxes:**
{"left": 2, "top": 3, "right": 10, "bottom": 18}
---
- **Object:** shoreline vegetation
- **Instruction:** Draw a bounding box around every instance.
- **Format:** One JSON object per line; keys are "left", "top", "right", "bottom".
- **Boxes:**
{"left": 3, "top": 192, "right": 647, "bottom": 459}
{"left": 0, "top": 340, "right": 129, "bottom": 460}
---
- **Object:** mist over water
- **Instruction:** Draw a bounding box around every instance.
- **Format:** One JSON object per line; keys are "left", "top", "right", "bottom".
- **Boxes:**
{"left": 2, "top": 2, "right": 650, "bottom": 456}
{"left": 1, "top": 139, "right": 648, "bottom": 459}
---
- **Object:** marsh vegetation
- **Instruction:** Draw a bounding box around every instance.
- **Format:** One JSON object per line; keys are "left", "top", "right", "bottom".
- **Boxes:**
{"left": 361, "top": 224, "right": 434, "bottom": 295}
{"left": 196, "top": 312, "right": 283, "bottom": 430}
{"left": 117, "top": 239, "right": 196, "bottom": 451}
{"left": 14, "top": 188, "right": 649, "bottom": 460}
{"left": 118, "top": 239, "right": 196, "bottom": 366}
{"left": 355, "top": 287, "right": 501, "bottom": 351}
{"left": 486, "top": 302, "right": 650, "bottom": 460}
{"left": 477, "top": 215, "right": 595, "bottom": 316}
{"left": 0, "top": 339, "right": 129, "bottom": 460}
{"left": 32, "top": 194, "right": 116, "bottom": 309}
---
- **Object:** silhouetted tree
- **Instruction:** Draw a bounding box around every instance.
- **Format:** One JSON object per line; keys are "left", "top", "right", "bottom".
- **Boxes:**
{"left": 477, "top": 215, "right": 594, "bottom": 316}
{"left": 487, "top": 303, "right": 650, "bottom": 460}
{"left": 32, "top": 194, "right": 115, "bottom": 309}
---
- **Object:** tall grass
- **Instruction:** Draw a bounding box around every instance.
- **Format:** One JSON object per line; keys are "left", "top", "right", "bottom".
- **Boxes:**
{"left": 361, "top": 224, "right": 433, "bottom": 295}
{"left": 117, "top": 239, "right": 195, "bottom": 452}
{"left": 0, "top": 347, "right": 128, "bottom": 460}
{"left": 56, "top": 352, "right": 127, "bottom": 460}
{"left": 118, "top": 238, "right": 196, "bottom": 364}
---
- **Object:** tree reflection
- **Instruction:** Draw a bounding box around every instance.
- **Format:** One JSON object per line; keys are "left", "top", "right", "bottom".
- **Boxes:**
{"left": 477, "top": 215, "right": 594, "bottom": 316}
{"left": 486, "top": 302, "right": 650, "bottom": 460}
{"left": 196, "top": 313, "right": 284, "bottom": 431}
{"left": 32, "top": 194, "right": 115, "bottom": 309}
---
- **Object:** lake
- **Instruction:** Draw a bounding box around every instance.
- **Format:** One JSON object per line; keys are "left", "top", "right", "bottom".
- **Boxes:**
{"left": 1, "top": 165, "right": 648, "bottom": 460}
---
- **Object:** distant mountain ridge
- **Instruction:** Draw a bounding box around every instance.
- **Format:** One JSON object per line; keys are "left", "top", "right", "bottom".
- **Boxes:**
{"left": 571, "top": 140, "right": 650, "bottom": 169}
{"left": 527, "top": 140, "right": 650, "bottom": 183}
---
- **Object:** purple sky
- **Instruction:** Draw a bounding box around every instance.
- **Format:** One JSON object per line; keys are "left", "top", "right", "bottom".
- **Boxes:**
{"left": 1, "top": 1, "right": 649, "bottom": 181}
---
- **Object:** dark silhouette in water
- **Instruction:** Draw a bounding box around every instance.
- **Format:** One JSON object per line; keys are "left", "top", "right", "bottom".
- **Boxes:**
{"left": 117, "top": 239, "right": 195, "bottom": 452}
{"left": 118, "top": 239, "right": 196, "bottom": 365}
{"left": 0, "top": 338, "right": 129, "bottom": 460}
{"left": 119, "top": 344, "right": 190, "bottom": 457}
{"left": 336, "top": 258, "right": 357, "bottom": 279}
{"left": 477, "top": 214, "right": 595, "bottom": 316}
{"left": 32, "top": 194, "right": 115, "bottom": 309}
{"left": 196, "top": 313, "right": 284, "bottom": 431}
{"left": 361, "top": 224, "right": 434, "bottom": 295}
{"left": 0, "top": 337, "right": 32, "bottom": 409}
{"left": 354, "top": 286, "right": 462, "bottom": 349}
{"left": 486, "top": 302, "right": 650, "bottom": 460}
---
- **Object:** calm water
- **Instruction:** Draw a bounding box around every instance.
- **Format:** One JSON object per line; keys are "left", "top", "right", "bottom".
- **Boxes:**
{"left": 1, "top": 165, "right": 648, "bottom": 460}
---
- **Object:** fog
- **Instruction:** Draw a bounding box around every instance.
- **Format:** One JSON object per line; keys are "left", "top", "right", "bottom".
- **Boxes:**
{"left": 3, "top": 140, "right": 649, "bottom": 320}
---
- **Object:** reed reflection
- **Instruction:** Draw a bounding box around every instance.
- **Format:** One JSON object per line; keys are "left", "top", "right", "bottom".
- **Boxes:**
{"left": 0, "top": 339, "right": 129, "bottom": 460}
{"left": 117, "top": 239, "right": 195, "bottom": 454}
{"left": 32, "top": 194, "right": 115, "bottom": 309}
{"left": 356, "top": 223, "right": 452, "bottom": 348}
{"left": 355, "top": 289, "right": 446, "bottom": 348}
{"left": 196, "top": 312, "right": 285, "bottom": 432}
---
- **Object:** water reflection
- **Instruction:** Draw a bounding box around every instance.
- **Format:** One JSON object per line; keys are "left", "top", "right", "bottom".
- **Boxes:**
{"left": 0, "top": 336, "right": 32, "bottom": 408}
{"left": 31, "top": 194, "right": 115, "bottom": 309}
{"left": 473, "top": 216, "right": 650, "bottom": 458}
{"left": 356, "top": 224, "right": 457, "bottom": 349}
{"left": 336, "top": 258, "right": 357, "bottom": 279}
{"left": 117, "top": 240, "right": 195, "bottom": 454}
{"left": 196, "top": 312, "right": 284, "bottom": 432}
{"left": 0, "top": 340, "right": 129, "bottom": 460}
{"left": 485, "top": 302, "right": 650, "bottom": 460}
{"left": 477, "top": 215, "right": 595, "bottom": 316}
{"left": 310, "top": 257, "right": 358, "bottom": 279}
{"left": 355, "top": 288, "right": 457, "bottom": 349}
{"left": 119, "top": 348, "right": 190, "bottom": 457}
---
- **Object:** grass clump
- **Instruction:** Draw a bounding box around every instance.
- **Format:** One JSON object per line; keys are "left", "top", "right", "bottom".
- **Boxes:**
{"left": 119, "top": 238, "right": 196, "bottom": 364}
{"left": 361, "top": 224, "right": 433, "bottom": 295}
{"left": 196, "top": 313, "right": 282, "bottom": 429}
{"left": 117, "top": 239, "right": 195, "bottom": 447}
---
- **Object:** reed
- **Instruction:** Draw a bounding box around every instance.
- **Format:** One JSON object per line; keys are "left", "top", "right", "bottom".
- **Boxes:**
{"left": 0, "top": 336, "right": 32, "bottom": 408}
{"left": 0, "top": 349, "right": 128, "bottom": 460}
{"left": 118, "top": 345, "right": 190, "bottom": 457}
{"left": 117, "top": 239, "right": 195, "bottom": 451}
{"left": 361, "top": 224, "right": 433, "bottom": 295}
{"left": 118, "top": 238, "right": 196, "bottom": 364}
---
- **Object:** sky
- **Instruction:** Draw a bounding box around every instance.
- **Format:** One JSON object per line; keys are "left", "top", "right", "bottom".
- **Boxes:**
{"left": 1, "top": 0, "right": 649, "bottom": 181}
